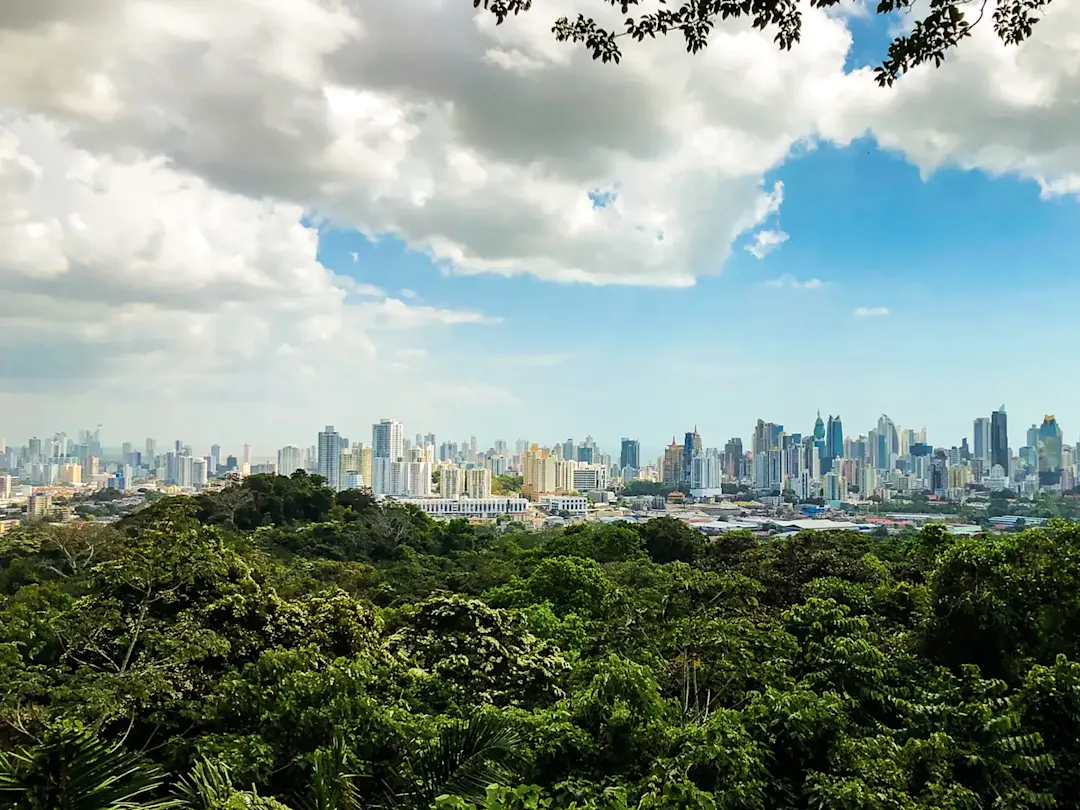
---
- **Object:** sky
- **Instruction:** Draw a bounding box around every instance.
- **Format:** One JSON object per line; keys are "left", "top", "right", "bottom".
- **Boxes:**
{"left": 1, "top": 0, "right": 1079, "bottom": 461}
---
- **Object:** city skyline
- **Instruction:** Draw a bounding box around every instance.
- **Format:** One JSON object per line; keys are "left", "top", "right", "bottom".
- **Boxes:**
{"left": 5, "top": 405, "right": 1077, "bottom": 466}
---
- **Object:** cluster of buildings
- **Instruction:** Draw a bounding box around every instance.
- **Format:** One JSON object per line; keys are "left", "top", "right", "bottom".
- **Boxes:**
{"left": 2, "top": 406, "right": 1077, "bottom": 527}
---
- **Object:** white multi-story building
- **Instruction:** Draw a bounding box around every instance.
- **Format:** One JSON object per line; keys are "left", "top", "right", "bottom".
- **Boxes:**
{"left": 343, "top": 472, "right": 365, "bottom": 490}
{"left": 407, "top": 461, "right": 433, "bottom": 497}
{"left": 396, "top": 496, "right": 528, "bottom": 519}
{"left": 371, "top": 457, "right": 392, "bottom": 495}
{"left": 192, "top": 457, "right": 209, "bottom": 488}
{"left": 278, "top": 445, "right": 304, "bottom": 477}
{"left": 466, "top": 467, "right": 492, "bottom": 499}
{"left": 538, "top": 495, "right": 588, "bottom": 516}
{"left": 690, "top": 450, "right": 723, "bottom": 490}
{"left": 177, "top": 454, "right": 194, "bottom": 488}
{"left": 572, "top": 465, "right": 608, "bottom": 493}
{"left": 554, "top": 459, "right": 578, "bottom": 492}
{"left": 318, "top": 426, "right": 345, "bottom": 490}
{"left": 372, "top": 419, "right": 405, "bottom": 463}
{"left": 440, "top": 466, "right": 464, "bottom": 498}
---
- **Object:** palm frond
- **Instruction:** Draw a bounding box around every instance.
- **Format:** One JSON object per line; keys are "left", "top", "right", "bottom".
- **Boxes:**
{"left": 401, "top": 712, "right": 522, "bottom": 808}
{"left": 302, "top": 734, "right": 361, "bottom": 810}
{"left": 174, "top": 759, "right": 236, "bottom": 809}
{"left": 0, "top": 726, "right": 179, "bottom": 810}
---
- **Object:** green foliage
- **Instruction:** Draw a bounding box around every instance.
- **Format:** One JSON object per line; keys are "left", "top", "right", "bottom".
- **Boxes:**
{"left": 472, "top": 0, "right": 1052, "bottom": 86}
{"left": 0, "top": 724, "right": 178, "bottom": 810}
{"left": 6, "top": 496, "right": 1080, "bottom": 809}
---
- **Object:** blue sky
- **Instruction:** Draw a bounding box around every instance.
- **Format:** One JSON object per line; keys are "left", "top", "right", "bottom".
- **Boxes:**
{"left": 319, "top": 136, "right": 1080, "bottom": 458}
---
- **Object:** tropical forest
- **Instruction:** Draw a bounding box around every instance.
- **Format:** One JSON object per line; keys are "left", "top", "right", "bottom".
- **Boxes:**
{"left": 3, "top": 471, "right": 1080, "bottom": 810}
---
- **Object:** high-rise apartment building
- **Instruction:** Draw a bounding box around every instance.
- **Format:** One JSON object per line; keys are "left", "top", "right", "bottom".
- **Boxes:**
{"left": 991, "top": 406, "right": 1009, "bottom": 473}
{"left": 278, "top": 445, "right": 304, "bottom": 477}
{"left": 441, "top": 467, "right": 464, "bottom": 498}
{"left": 523, "top": 447, "right": 557, "bottom": 494}
{"left": 370, "top": 420, "right": 404, "bottom": 494}
{"left": 466, "top": 467, "right": 492, "bottom": 498}
{"left": 662, "top": 439, "right": 682, "bottom": 487}
{"left": 317, "top": 426, "right": 346, "bottom": 490}
{"left": 973, "top": 417, "right": 991, "bottom": 464}
{"left": 372, "top": 419, "right": 404, "bottom": 462}
{"left": 875, "top": 415, "right": 899, "bottom": 470}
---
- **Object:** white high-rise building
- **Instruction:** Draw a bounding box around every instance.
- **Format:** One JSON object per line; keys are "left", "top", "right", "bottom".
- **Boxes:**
{"left": 278, "top": 445, "right": 304, "bottom": 477}
{"left": 690, "top": 449, "right": 723, "bottom": 490}
{"left": 407, "top": 461, "right": 433, "bottom": 497}
{"left": 466, "top": 467, "right": 492, "bottom": 499}
{"left": 372, "top": 419, "right": 405, "bottom": 462}
{"left": 372, "top": 457, "right": 392, "bottom": 495}
{"left": 177, "top": 454, "right": 194, "bottom": 488}
{"left": 318, "top": 426, "right": 346, "bottom": 490}
{"left": 973, "top": 417, "right": 992, "bottom": 464}
{"left": 441, "top": 467, "right": 464, "bottom": 498}
{"left": 192, "top": 457, "right": 209, "bottom": 488}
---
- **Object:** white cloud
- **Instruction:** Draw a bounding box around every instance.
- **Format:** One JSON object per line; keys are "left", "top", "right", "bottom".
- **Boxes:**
{"left": 854, "top": 306, "right": 890, "bottom": 317}
{"left": 0, "top": 113, "right": 498, "bottom": 441}
{"left": 398, "top": 288, "right": 418, "bottom": 299}
{"left": 824, "top": 0, "right": 1080, "bottom": 196}
{"left": 0, "top": 0, "right": 858, "bottom": 290}
{"left": 746, "top": 229, "right": 790, "bottom": 259}
{"left": 765, "top": 274, "right": 823, "bottom": 289}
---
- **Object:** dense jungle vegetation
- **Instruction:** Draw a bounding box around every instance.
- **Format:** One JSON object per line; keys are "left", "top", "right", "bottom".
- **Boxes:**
{"left": 4, "top": 470, "right": 1080, "bottom": 809}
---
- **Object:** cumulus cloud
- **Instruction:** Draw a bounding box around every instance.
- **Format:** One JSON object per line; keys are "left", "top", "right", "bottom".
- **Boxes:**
{"left": 854, "top": 306, "right": 889, "bottom": 317}
{"left": 0, "top": 0, "right": 858, "bottom": 290}
{"left": 766, "top": 274, "right": 823, "bottom": 289}
{"left": 746, "top": 229, "right": 791, "bottom": 259}
{"left": 824, "top": 0, "right": 1080, "bottom": 196}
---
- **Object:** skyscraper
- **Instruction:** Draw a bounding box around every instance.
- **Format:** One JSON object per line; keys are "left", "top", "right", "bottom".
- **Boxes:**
{"left": 278, "top": 445, "right": 303, "bottom": 477}
{"left": 372, "top": 419, "right": 404, "bottom": 461}
{"left": 823, "top": 415, "right": 843, "bottom": 471}
{"left": 973, "top": 417, "right": 991, "bottom": 464}
{"left": 317, "top": 426, "right": 345, "bottom": 490}
{"left": 371, "top": 419, "right": 404, "bottom": 494}
{"left": 991, "top": 406, "right": 1009, "bottom": 472}
{"left": 875, "top": 415, "right": 898, "bottom": 470}
{"left": 682, "top": 428, "right": 701, "bottom": 484}
{"left": 620, "top": 438, "right": 640, "bottom": 471}
{"left": 662, "top": 439, "right": 682, "bottom": 487}
{"left": 1037, "top": 415, "right": 1063, "bottom": 485}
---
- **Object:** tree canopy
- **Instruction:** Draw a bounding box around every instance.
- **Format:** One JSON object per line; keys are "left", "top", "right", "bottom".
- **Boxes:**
{"left": 4, "top": 471, "right": 1080, "bottom": 808}
{"left": 472, "top": 0, "right": 1051, "bottom": 85}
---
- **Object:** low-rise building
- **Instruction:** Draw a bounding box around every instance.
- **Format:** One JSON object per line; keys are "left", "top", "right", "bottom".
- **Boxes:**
{"left": 393, "top": 496, "right": 528, "bottom": 519}
{"left": 538, "top": 495, "right": 588, "bottom": 516}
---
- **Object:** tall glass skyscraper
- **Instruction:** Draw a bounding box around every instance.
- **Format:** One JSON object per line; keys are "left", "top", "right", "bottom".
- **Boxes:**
{"left": 620, "top": 438, "right": 640, "bottom": 471}
{"left": 991, "top": 406, "right": 1009, "bottom": 472}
